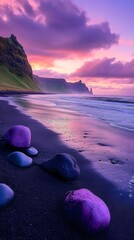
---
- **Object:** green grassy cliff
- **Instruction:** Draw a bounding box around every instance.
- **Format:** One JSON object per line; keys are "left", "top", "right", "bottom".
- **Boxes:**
{"left": 0, "top": 34, "right": 41, "bottom": 92}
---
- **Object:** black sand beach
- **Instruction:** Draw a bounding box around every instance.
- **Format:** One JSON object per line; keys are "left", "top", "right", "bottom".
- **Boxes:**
{"left": 0, "top": 98, "right": 134, "bottom": 240}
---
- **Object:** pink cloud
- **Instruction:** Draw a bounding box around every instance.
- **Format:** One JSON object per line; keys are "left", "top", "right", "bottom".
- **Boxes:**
{"left": 0, "top": 0, "right": 119, "bottom": 64}
{"left": 70, "top": 58, "right": 134, "bottom": 79}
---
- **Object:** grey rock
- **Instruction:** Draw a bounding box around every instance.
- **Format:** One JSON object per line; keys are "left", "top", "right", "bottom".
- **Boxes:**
{"left": 40, "top": 153, "right": 80, "bottom": 181}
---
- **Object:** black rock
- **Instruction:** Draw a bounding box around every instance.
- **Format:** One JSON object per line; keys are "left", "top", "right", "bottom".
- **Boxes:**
{"left": 40, "top": 153, "right": 80, "bottom": 181}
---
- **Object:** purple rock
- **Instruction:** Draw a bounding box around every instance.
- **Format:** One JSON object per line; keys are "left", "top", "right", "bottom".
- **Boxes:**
{"left": 63, "top": 188, "right": 111, "bottom": 233}
{"left": 7, "top": 151, "right": 33, "bottom": 167}
{"left": 4, "top": 125, "right": 31, "bottom": 148}
{"left": 40, "top": 153, "right": 80, "bottom": 181}
{"left": 0, "top": 184, "right": 14, "bottom": 207}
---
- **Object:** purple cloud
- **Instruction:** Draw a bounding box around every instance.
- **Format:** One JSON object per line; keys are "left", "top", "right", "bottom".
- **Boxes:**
{"left": 24, "top": 1, "right": 35, "bottom": 17}
{"left": 40, "top": 0, "right": 86, "bottom": 30}
{"left": 0, "top": 0, "right": 119, "bottom": 60}
{"left": 71, "top": 58, "right": 134, "bottom": 79}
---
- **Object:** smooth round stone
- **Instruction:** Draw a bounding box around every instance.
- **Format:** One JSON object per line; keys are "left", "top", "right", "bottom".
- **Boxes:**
{"left": 26, "top": 147, "right": 38, "bottom": 156}
{"left": 130, "top": 179, "right": 134, "bottom": 184}
{"left": 7, "top": 151, "right": 33, "bottom": 167}
{"left": 40, "top": 153, "right": 80, "bottom": 181}
{"left": 0, "top": 184, "right": 14, "bottom": 207}
{"left": 4, "top": 125, "right": 31, "bottom": 148}
{"left": 63, "top": 188, "right": 111, "bottom": 233}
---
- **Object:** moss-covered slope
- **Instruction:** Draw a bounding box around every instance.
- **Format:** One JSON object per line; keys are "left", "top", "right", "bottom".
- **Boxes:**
{"left": 0, "top": 34, "right": 40, "bottom": 92}
{"left": 0, "top": 65, "right": 40, "bottom": 91}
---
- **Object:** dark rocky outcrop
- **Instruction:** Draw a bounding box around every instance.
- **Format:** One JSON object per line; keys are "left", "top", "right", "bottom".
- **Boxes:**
{"left": 68, "top": 80, "right": 92, "bottom": 94}
{"left": 0, "top": 34, "right": 32, "bottom": 78}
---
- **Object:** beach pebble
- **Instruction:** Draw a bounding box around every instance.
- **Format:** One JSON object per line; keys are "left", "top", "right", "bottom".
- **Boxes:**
{"left": 25, "top": 147, "right": 38, "bottom": 156}
{"left": 63, "top": 188, "right": 111, "bottom": 233}
{"left": 40, "top": 153, "right": 80, "bottom": 181}
{"left": 0, "top": 184, "right": 14, "bottom": 207}
{"left": 130, "top": 179, "right": 134, "bottom": 184}
{"left": 7, "top": 151, "right": 33, "bottom": 167}
{"left": 4, "top": 125, "right": 31, "bottom": 148}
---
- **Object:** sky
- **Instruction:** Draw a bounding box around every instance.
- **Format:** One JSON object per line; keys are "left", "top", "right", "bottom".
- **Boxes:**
{"left": 0, "top": 0, "right": 134, "bottom": 95}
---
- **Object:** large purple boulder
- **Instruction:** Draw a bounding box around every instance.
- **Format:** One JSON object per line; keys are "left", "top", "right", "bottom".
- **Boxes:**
{"left": 4, "top": 125, "right": 31, "bottom": 148}
{"left": 63, "top": 188, "right": 111, "bottom": 233}
{"left": 7, "top": 151, "right": 33, "bottom": 167}
{"left": 40, "top": 153, "right": 80, "bottom": 181}
{"left": 0, "top": 184, "right": 14, "bottom": 207}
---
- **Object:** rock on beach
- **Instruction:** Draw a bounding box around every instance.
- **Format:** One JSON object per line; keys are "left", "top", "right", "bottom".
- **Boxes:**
{"left": 7, "top": 151, "right": 33, "bottom": 167}
{"left": 40, "top": 153, "right": 80, "bottom": 181}
{"left": 63, "top": 188, "right": 111, "bottom": 233}
{"left": 0, "top": 184, "right": 14, "bottom": 207}
{"left": 25, "top": 147, "right": 38, "bottom": 156}
{"left": 4, "top": 125, "right": 31, "bottom": 148}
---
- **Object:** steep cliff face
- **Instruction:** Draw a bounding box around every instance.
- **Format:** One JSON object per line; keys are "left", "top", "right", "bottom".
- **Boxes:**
{"left": 0, "top": 34, "right": 40, "bottom": 92}
{"left": 0, "top": 34, "right": 32, "bottom": 78}
{"left": 34, "top": 76, "right": 92, "bottom": 94}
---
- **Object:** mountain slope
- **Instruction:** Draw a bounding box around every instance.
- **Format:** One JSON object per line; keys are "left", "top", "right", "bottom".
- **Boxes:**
{"left": 0, "top": 35, "right": 40, "bottom": 92}
{"left": 0, "top": 65, "right": 40, "bottom": 91}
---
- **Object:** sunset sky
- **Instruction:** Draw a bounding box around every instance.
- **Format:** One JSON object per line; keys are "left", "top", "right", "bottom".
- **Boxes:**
{"left": 0, "top": 0, "right": 134, "bottom": 95}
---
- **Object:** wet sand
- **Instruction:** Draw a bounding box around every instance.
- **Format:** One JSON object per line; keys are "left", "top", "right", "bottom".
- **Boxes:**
{"left": 0, "top": 99, "right": 134, "bottom": 240}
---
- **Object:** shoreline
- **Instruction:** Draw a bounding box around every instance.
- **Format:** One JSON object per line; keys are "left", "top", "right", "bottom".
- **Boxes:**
{"left": 5, "top": 94, "right": 134, "bottom": 194}
{"left": 0, "top": 99, "right": 134, "bottom": 239}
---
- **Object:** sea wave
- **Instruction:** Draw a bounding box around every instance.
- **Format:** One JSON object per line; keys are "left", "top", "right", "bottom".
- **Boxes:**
{"left": 1, "top": 94, "right": 134, "bottom": 132}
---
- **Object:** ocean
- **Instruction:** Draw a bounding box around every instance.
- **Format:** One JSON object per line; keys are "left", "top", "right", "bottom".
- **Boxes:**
{"left": 5, "top": 94, "right": 134, "bottom": 132}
